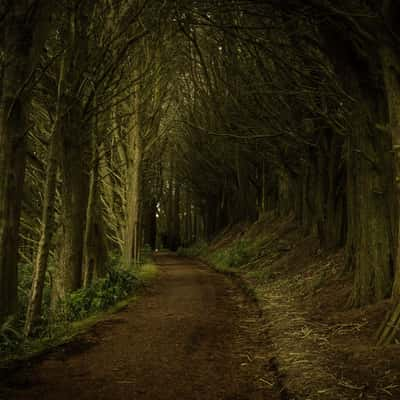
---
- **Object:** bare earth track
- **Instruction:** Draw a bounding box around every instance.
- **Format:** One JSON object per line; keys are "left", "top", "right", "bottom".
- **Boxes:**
{"left": 0, "top": 254, "right": 279, "bottom": 400}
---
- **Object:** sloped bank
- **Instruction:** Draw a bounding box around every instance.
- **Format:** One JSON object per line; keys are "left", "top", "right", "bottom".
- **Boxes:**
{"left": 181, "top": 215, "right": 400, "bottom": 400}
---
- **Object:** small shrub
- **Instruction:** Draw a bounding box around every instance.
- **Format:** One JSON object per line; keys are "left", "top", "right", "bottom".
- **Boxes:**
{"left": 177, "top": 240, "right": 208, "bottom": 257}
{"left": 209, "top": 240, "right": 253, "bottom": 269}
{"left": 62, "top": 268, "right": 140, "bottom": 322}
{"left": 0, "top": 317, "right": 23, "bottom": 353}
{"left": 141, "top": 244, "right": 153, "bottom": 263}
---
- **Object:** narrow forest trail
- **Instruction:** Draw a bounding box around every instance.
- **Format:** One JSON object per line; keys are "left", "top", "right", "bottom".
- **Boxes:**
{"left": 0, "top": 255, "right": 279, "bottom": 400}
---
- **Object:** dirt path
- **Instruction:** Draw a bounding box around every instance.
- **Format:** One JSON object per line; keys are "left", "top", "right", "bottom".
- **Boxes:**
{"left": 0, "top": 255, "right": 279, "bottom": 400}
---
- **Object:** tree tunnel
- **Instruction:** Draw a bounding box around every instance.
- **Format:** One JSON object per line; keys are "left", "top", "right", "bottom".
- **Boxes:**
{"left": 1, "top": 0, "right": 400, "bottom": 338}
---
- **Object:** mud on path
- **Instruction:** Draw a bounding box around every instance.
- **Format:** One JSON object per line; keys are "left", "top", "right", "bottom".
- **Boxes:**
{"left": 0, "top": 254, "right": 279, "bottom": 400}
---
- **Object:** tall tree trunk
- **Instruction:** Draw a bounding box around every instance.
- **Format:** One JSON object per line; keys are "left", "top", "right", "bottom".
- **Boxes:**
{"left": 24, "top": 49, "right": 66, "bottom": 335}
{"left": 184, "top": 192, "right": 192, "bottom": 245}
{"left": 83, "top": 126, "right": 99, "bottom": 287}
{"left": 320, "top": 28, "right": 394, "bottom": 306}
{"left": 25, "top": 130, "right": 59, "bottom": 335}
{"left": 277, "top": 171, "right": 290, "bottom": 217}
{"left": 173, "top": 182, "right": 181, "bottom": 249}
{"left": 381, "top": 44, "right": 400, "bottom": 297}
{"left": 0, "top": 2, "right": 47, "bottom": 321}
{"left": 0, "top": 92, "right": 27, "bottom": 320}
{"left": 346, "top": 99, "right": 393, "bottom": 306}
{"left": 143, "top": 198, "right": 157, "bottom": 250}
{"left": 326, "top": 135, "right": 346, "bottom": 248}
{"left": 56, "top": 121, "right": 88, "bottom": 299}
{"left": 53, "top": 1, "right": 94, "bottom": 301}
{"left": 123, "top": 91, "right": 143, "bottom": 266}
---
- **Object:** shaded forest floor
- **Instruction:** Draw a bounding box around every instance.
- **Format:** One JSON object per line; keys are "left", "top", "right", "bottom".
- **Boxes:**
{"left": 0, "top": 255, "right": 280, "bottom": 400}
{"left": 204, "top": 214, "right": 400, "bottom": 400}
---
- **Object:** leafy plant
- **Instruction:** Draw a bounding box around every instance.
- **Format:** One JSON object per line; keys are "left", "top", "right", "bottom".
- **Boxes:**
{"left": 210, "top": 240, "right": 253, "bottom": 269}
{"left": 177, "top": 240, "right": 208, "bottom": 257}
{"left": 141, "top": 244, "right": 154, "bottom": 263}
{"left": 61, "top": 268, "right": 140, "bottom": 322}
{"left": 0, "top": 317, "right": 23, "bottom": 353}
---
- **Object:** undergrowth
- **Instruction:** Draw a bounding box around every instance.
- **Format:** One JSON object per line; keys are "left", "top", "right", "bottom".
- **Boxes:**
{"left": 179, "top": 237, "right": 260, "bottom": 271}
{"left": 177, "top": 240, "right": 208, "bottom": 257}
{"left": 0, "top": 258, "right": 157, "bottom": 359}
{"left": 208, "top": 239, "right": 254, "bottom": 269}
{"left": 60, "top": 268, "right": 140, "bottom": 322}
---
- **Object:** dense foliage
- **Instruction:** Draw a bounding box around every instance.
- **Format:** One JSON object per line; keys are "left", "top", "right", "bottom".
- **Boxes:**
{"left": 0, "top": 258, "right": 151, "bottom": 355}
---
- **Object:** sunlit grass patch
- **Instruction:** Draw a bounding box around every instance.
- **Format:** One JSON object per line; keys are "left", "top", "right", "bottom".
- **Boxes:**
{"left": 135, "top": 262, "right": 158, "bottom": 281}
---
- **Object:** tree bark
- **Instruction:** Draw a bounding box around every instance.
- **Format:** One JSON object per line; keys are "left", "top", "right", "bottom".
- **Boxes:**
{"left": 346, "top": 100, "right": 393, "bottom": 306}
{"left": 123, "top": 90, "right": 143, "bottom": 266}
{"left": 25, "top": 128, "right": 59, "bottom": 335}
{"left": 56, "top": 119, "right": 88, "bottom": 298}
{"left": 381, "top": 44, "right": 400, "bottom": 297}
{"left": 0, "top": 1, "right": 51, "bottom": 321}
{"left": 83, "top": 125, "right": 100, "bottom": 288}
{"left": 53, "top": 1, "right": 94, "bottom": 302}
{"left": 143, "top": 198, "right": 157, "bottom": 250}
